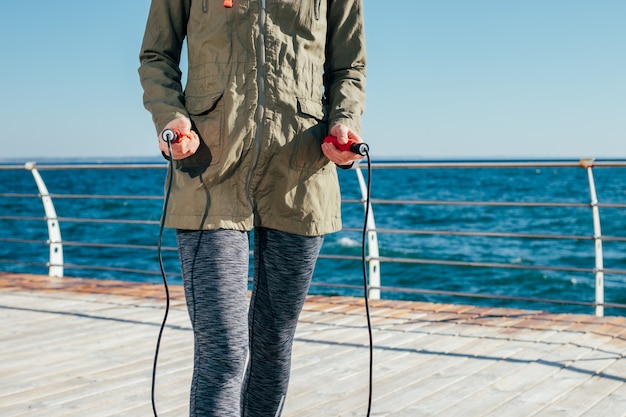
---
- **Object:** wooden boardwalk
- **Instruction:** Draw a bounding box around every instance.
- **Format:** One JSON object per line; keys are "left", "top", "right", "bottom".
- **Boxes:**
{"left": 1, "top": 273, "right": 626, "bottom": 417}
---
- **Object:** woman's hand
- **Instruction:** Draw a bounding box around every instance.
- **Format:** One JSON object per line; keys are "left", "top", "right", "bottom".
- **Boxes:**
{"left": 158, "top": 117, "right": 200, "bottom": 160}
{"left": 321, "top": 123, "right": 366, "bottom": 167}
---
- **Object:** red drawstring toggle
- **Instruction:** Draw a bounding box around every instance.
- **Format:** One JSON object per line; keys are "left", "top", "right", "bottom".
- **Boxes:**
{"left": 224, "top": 0, "right": 233, "bottom": 7}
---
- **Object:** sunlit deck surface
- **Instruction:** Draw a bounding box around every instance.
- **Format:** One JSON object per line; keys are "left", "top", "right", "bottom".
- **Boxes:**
{"left": 2, "top": 272, "right": 626, "bottom": 417}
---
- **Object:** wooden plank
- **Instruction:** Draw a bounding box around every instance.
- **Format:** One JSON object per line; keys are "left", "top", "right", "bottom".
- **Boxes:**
{"left": 578, "top": 380, "right": 626, "bottom": 417}
{"left": 2, "top": 273, "right": 626, "bottom": 417}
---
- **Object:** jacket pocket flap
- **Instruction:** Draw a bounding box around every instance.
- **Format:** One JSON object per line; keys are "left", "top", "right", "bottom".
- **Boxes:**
{"left": 185, "top": 90, "right": 224, "bottom": 115}
{"left": 297, "top": 97, "right": 325, "bottom": 121}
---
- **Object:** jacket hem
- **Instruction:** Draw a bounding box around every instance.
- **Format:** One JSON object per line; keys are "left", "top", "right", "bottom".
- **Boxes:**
{"left": 255, "top": 216, "right": 342, "bottom": 237}
{"left": 165, "top": 214, "right": 254, "bottom": 231}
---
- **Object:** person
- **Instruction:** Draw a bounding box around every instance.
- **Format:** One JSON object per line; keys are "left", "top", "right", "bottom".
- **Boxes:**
{"left": 138, "top": 0, "right": 366, "bottom": 415}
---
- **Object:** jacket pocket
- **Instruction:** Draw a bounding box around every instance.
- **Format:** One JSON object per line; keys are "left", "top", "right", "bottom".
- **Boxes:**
{"left": 289, "top": 97, "right": 332, "bottom": 173}
{"left": 297, "top": 96, "right": 326, "bottom": 122}
{"left": 285, "top": 0, "right": 322, "bottom": 27}
{"left": 185, "top": 90, "right": 224, "bottom": 115}
{"left": 176, "top": 90, "right": 225, "bottom": 175}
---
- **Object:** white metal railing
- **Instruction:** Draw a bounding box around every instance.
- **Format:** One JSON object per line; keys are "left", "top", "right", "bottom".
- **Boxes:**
{"left": 355, "top": 167, "right": 380, "bottom": 300}
{"left": 24, "top": 162, "right": 64, "bottom": 277}
{"left": 580, "top": 159, "right": 605, "bottom": 317}
{"left": 349, "top": 159, "right": 626, "bottom": 317}
{"left": 2, "top": 160, "right": 626, "bottom": 316}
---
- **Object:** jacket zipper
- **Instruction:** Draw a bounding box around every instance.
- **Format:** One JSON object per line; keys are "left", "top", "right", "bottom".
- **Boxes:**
{"left": 245, "top": 0, "right": 266, "bottom": 212}
{"left": 203, "top": 0, "right": 207, "bottom": 13}
{"left": 314, "top": 0, "right": 321, "bottom": 20}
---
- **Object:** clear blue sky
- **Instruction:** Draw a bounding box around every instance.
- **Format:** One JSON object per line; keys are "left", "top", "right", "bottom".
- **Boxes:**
{"left": 1, "top": 0, "right": 624, "bottom": 161}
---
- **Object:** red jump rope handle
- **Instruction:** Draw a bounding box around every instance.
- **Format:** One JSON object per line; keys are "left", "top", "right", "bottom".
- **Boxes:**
{"left": 323, "top": 136, "right": 369, "bottom": 156}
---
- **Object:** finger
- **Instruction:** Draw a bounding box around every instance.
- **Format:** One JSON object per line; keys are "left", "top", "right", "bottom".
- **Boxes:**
{"left": 322, "top": 143, "right": 361, "bottom": 166}
{"left": 347, "top": 129, "right": 363, "bottom": 143}
{"left": 321, "top": 142, "right": 341, "bottom": 163}
{"left": 336, "top": 128, "right": 350, "bottom": 145}
{"left": 159, "top": 140, "right": 172, "bottom": 157}
{"left": 173, "top": 135, "right": 200, "bottom": 160}
{"left": 338, "top": 150, "right": 364, "bottom": 165}
{"left": 163, "top": 117, "right": 193, "bottom": 138}
{"left": 330, "top": 124, "right": 350, "bottom": 144}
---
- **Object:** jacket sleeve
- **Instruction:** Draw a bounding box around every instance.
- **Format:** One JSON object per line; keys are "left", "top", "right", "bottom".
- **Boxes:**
{"left": 138, "top": 0, "right": 191, "bottom": 134}
{"left": 324, "top": 0, "right": 367, "bottom": 135}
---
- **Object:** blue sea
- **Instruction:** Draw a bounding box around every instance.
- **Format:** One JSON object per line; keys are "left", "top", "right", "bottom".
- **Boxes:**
{"left": 2, "top": 158, "right": 626, "bottom": 316}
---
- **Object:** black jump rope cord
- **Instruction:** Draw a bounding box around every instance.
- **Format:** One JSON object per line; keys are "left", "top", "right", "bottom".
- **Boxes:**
{"left": 151, "top": 141, "right": 374, "bottom": 417}
{"left": 152, "top": 140, "right": 174, "bottom": 417}
{"left": 361, "top": 150, "right": 373, "bottom": 417}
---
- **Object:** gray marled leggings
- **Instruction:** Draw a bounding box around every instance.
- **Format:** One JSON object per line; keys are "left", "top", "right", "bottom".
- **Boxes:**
{"left": 176, "top": 228, "right": 323, "bottom": 417}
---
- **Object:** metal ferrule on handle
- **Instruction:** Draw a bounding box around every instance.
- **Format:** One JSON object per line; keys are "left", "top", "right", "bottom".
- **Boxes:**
{"left": 161, "top": 129, "right": 179, "bottom": 143}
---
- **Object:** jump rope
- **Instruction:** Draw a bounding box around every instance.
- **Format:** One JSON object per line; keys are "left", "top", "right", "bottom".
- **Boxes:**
{"left": 152, "top": 130, "right": 373, "bottom": 417}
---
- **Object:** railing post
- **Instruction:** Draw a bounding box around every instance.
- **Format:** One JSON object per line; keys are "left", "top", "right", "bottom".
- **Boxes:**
{"left": 355, "top": 167, "right": 380, "bottom": 300}
{"left": 25, "top": 162, "right": 64, "bottom": 277}
{"left": 580, "top": 159, "right": 604, "bottom": 317}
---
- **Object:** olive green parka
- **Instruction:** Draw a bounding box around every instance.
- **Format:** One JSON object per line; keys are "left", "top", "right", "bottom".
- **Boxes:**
{"left": 138, "top": 0, "right": 366, "bottom": 236}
